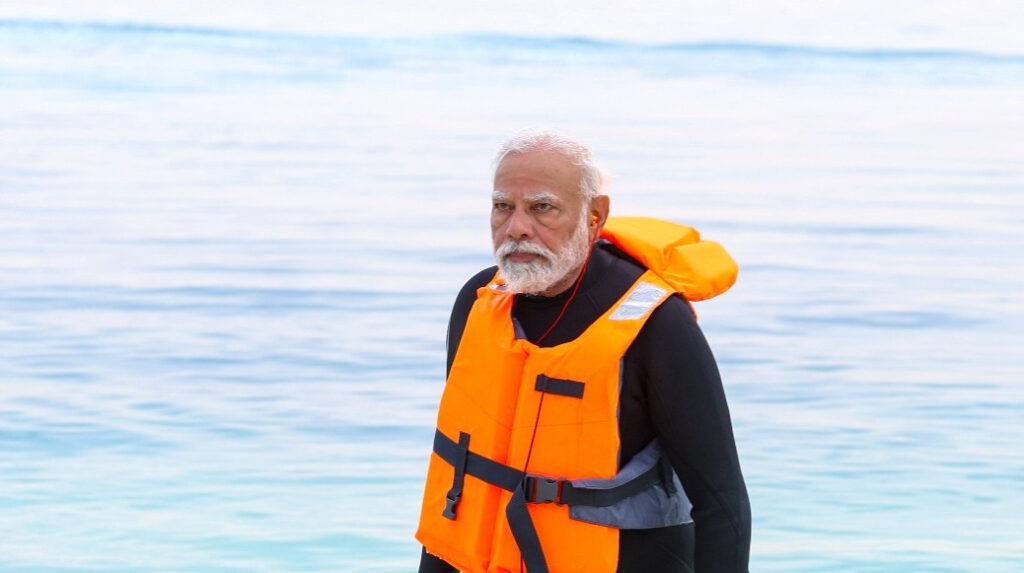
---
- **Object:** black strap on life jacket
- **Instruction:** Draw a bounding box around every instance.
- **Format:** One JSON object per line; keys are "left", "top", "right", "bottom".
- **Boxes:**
{"left": 506, "top": 481, "right": 549, "bottom": 573}
{"left": 534, "top": 374, "right": 585, "bottom": 399}
{"left": 432, "top": 429, "right": 671, "bottom": 572}
{"left": 442, "top": 431, "right": 470, "bottom": 520}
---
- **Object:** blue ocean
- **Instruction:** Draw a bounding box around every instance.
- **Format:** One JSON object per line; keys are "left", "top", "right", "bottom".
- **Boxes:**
{"left": 1, "top": 5, "right": 1022, "bottom": 571}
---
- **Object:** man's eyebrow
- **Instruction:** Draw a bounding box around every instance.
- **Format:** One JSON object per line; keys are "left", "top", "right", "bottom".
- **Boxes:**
{"left": 528, "top": 191, "right": 559, "bottom": 203}
{"left": 490, "top": 190, "right": 560, "bottom": 202}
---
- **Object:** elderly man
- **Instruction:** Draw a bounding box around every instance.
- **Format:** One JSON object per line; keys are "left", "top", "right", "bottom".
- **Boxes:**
{"left": 417, "top": 131, "right": 751, "bottom": 572}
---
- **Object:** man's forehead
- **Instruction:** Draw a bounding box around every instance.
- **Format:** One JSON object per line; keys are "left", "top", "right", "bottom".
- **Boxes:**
{"left": 495, "top": 149, "right": 581, "bottom": 183}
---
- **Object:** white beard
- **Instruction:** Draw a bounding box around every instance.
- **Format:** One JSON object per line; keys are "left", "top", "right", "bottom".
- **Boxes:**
{"left": 494, "top": 214, "right": 591, "bottom": 295}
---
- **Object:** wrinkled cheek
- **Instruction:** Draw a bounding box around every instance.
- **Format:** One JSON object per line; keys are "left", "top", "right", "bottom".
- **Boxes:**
{"left": 491, "top": 214, "right": 509, "bottom": 237}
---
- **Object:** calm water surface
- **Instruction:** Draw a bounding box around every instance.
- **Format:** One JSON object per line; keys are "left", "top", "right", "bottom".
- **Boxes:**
{"left": 1, "top": 17, "right": 1022, "bottom": 572}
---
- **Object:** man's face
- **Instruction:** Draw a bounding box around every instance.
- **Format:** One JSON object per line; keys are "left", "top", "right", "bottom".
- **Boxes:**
{"left": 491, "top": 149, "right": 592, "bottom": 295}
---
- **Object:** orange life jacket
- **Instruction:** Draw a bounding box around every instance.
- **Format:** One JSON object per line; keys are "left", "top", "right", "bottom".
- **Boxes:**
{"left": 416, "top": 217, "right": 737, "bottom": 573}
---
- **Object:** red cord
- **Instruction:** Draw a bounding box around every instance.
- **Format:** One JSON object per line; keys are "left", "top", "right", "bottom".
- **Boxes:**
{"left": 534, "top": 247, "right": 593, "bottom": 346}
{"left": 519, "top": 245, "right": 594, "bottom": 572}
{"left": 521, "top": 244, "right": 593, "bottom": 473}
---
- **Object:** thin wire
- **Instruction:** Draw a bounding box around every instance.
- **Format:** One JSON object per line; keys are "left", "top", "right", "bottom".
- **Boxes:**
{"left": 534, "top": 247, "right": 593, "bottom": 346}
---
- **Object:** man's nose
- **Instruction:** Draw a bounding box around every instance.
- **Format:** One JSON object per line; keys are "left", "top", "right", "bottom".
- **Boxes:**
{"left": 505, "top": 207, "right": 533, "bottom": 240}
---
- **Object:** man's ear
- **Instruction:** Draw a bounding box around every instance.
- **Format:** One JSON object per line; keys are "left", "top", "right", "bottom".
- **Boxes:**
{"left": 589, "top": 195, "right": 610, "bottom": 240}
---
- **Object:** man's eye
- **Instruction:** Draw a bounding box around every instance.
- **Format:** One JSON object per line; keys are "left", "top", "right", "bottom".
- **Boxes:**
{"left": 534, "top": 203, "right": 553, "bottom": 212}
{"left": 494, "top": 202, "right": 511, "bottom": 211}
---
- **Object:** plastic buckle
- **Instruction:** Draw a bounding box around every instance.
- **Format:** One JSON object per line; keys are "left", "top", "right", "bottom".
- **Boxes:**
{"left": 442, "top": 494, "right": 460, "bottom": 520}
{"left": 525, "top": 476, "right": 563, "bottom": 504}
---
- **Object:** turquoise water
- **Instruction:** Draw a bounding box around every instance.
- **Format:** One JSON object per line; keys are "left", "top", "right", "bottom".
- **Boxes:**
{"left": 1, "top": 15, "right": 1023, "bottom": 572}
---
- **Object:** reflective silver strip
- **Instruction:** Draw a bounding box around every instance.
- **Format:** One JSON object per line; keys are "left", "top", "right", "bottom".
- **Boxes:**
{"left": 609, "top": 281, "right": 668, "bottom": 321}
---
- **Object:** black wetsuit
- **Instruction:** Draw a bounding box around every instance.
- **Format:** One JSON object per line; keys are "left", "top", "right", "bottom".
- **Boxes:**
{"left": 420, "top": 241, "right": 751, "bottom": 572}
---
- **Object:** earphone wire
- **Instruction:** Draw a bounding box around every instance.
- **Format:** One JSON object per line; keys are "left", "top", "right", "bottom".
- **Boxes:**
{"left": 518, "top": 244, "right": 594, "bottom": 571}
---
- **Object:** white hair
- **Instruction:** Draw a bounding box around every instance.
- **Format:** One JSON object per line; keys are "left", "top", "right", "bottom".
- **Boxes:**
{"left": 493, "top": 129, "right": 605, "bottom": 201}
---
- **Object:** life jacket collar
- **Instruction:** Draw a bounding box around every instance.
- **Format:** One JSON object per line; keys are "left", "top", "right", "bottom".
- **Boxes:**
{"left": 600, "top": 216, "right": 738, "bottom": 301}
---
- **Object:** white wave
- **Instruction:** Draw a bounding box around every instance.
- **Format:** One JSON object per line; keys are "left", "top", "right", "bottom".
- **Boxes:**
{"left": 1, "top": 0, "right": 1023, "bottom": 54}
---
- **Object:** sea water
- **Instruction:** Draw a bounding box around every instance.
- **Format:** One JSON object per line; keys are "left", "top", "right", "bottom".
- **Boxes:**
{"left": 0, "top": 6, "right": 1022, "bottom": 572}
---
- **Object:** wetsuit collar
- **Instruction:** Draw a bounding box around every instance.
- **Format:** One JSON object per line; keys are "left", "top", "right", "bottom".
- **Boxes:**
{"left": 518, "top": 242, "right": 613, "bottom": 305}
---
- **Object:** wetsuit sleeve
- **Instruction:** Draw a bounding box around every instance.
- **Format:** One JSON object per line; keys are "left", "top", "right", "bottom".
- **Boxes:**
{"left": 419, "top": 266, "right": 497, "bottom": 573}
{"left": 630, "top": 296, "right": 751, "bottom": 572}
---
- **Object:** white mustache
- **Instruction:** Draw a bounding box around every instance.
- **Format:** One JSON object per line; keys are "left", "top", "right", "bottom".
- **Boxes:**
{"left": 495, "top": 240, "right": 553, "bottom": 261}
